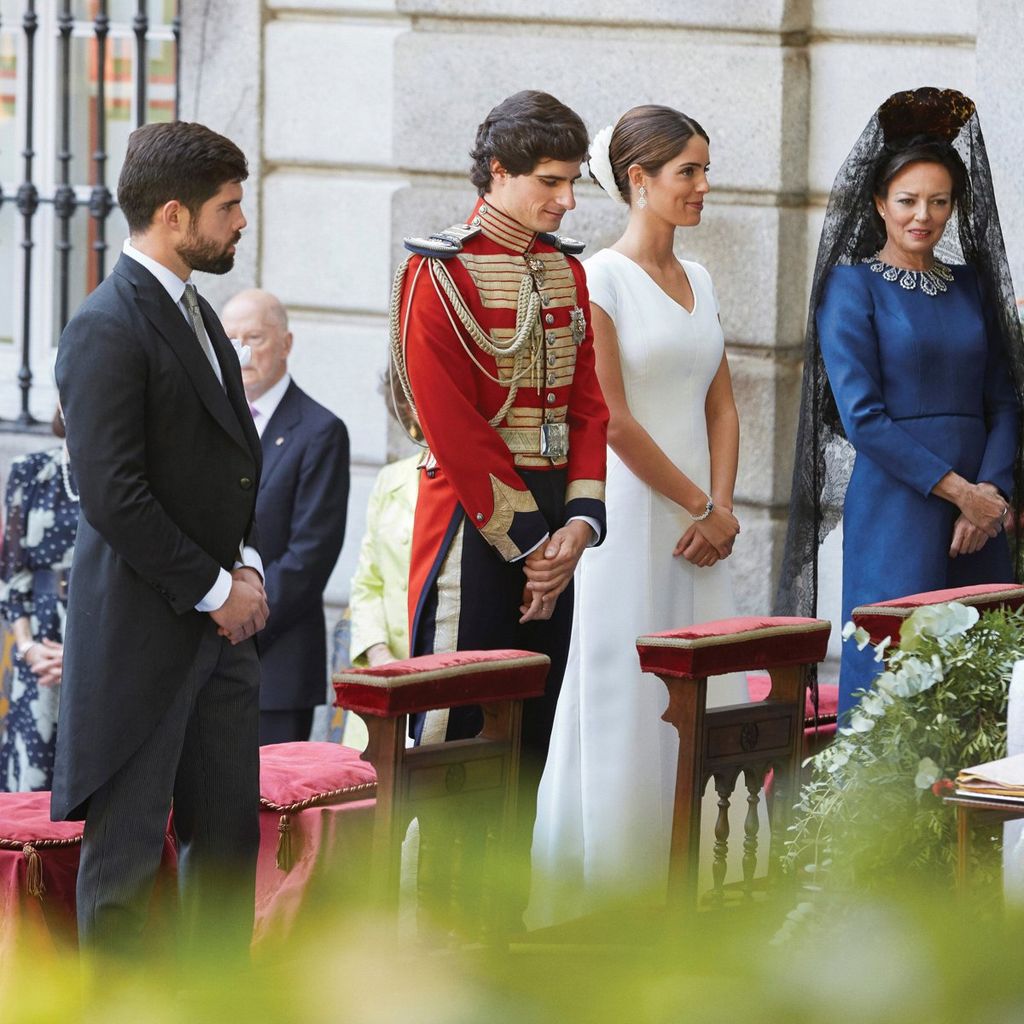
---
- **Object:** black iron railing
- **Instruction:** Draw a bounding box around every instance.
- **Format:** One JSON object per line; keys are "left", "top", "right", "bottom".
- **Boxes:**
{"left": 0, "top": 1, "right": 180, "bottom": 428}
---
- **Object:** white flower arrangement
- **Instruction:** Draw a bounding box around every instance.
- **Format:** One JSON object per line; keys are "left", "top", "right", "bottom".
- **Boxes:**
{"left": 786, "top": 600, "right": 1022, "bottom": 894}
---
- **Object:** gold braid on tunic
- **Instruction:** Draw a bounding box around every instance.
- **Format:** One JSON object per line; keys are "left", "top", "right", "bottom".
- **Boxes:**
{"left": 388, "top": 256, "right": 544, "bottom": 440}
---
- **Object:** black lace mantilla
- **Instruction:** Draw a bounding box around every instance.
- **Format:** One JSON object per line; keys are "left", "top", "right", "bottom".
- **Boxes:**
{"left": 775, "top": 87, "right": 1024, "bottom": 627}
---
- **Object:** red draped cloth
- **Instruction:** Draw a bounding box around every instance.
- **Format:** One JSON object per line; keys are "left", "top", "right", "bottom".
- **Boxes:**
{"left": 0, "top": 792, "right": 83, "bottom": 964}
{"left": 253, "top": 742, "right": 377, "bottom": 943}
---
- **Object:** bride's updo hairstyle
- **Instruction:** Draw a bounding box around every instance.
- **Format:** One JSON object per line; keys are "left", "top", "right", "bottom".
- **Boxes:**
{"left": 598, "top": 104, "right": 709, "bottom": 205}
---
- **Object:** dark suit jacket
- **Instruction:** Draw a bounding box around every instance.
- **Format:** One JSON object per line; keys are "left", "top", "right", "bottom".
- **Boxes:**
{"left": 255, "top": 381, "right": 349, "bottom": 710}
{"left": 52, "top": 253, "right": 262, "bottom": 821}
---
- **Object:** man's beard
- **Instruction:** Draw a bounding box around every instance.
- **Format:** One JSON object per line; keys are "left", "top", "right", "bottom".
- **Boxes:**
{"left": 177, "top": 228, "right": 238, "bottom": 275}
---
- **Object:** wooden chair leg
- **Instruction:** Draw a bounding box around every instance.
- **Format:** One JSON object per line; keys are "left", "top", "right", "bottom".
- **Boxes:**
{"left": 478, "top": 699, "right": 522, "bottom": 847}
{"left": 711, "top": 768, "right": 740, "bottom": 906}
{"left": 660, "top": 675, "right": 708, "bottom": 913}
{"left": 766, "top": 664, "right": 809, "bottom": 873}
{"left": 741, "top": 766, "right": 764, "bottom": 899}
{"left": 362, "top": 714, "right": 406, "bottom": 912}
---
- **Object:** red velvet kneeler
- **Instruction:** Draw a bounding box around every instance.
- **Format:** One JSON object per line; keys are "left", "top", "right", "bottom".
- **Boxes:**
{"left": 0, "top": 792, "right": 176, "bottom": 965}
{"left": 636, "top": 616, "right": 831, "bottom": 910}
{"left": 0, "top": 792, "right": 83, "bottom": 963}
{"left": 333, "top": 649, "right": 549, "bottom": 927}
{"left": 334, "top": 649, "right": 550, "bottom": 717}
{"left": 254, "top": 742, "right": 377, "bottom": 943}
{"left": 852, "top": 583, "right": 1024, "bottom": 647}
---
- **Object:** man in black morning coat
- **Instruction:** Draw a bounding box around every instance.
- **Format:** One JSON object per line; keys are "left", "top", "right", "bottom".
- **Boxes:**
{"left": 53, "top": 121, "right": 269, "bottom": 955}
{"left": 222, "top": 288, "right": 350, "bottom": 745}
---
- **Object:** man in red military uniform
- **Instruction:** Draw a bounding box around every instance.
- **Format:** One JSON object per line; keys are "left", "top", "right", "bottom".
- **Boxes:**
{"left": 391, "top": 91, "right": 608, "bottom": 785}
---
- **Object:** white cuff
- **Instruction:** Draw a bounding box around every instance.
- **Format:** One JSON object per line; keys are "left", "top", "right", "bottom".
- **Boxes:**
{"left": 568, "top": 515, "right": 600, "bottom": 546}
{"left": 512, "top": 532, "right": 550, "bottom": 563}
{"left": 195, "top": 567, "right": 232, "bottom": 613}
{"left": 235, "top": 545, "right": 264, "bottom": 581}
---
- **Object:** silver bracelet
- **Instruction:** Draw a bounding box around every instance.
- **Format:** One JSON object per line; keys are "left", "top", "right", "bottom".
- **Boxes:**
{"left": 690, "top": 498, "right": 714, "bottom": 522}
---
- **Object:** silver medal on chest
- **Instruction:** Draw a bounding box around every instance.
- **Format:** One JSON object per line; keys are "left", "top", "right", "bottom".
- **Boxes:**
{"left": 569, "top": 306, "right": 586, "bottom": 346}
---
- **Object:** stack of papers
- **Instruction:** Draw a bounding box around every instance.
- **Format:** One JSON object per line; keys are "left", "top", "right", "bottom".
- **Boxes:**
{"left": 956, "top": 753, "right": 1024, "bottom": 802}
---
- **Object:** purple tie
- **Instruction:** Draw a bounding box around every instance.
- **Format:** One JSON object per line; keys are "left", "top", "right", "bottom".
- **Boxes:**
{"left": 249, "top": 404, "right": 259, "bottom": 421}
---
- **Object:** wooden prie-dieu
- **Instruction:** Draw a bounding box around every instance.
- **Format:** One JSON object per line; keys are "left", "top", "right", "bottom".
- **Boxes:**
{"left": 636, "top": 616, "right": 831, "bottom": 911}
{"left": 333, "top": 648, "right": 549, "bottom": 938}
{"left": 851, "top": 582, "right": 1024, "bottom": 646}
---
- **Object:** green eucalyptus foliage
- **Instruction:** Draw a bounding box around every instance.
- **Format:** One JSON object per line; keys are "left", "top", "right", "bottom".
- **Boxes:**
{"left": 786, "top": 604, "right": 1024, "bottom": 890}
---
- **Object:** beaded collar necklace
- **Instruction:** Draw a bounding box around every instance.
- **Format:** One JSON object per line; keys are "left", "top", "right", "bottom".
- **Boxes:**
{"left": 862, "top": 253, "right": 954, "bottom": 296}
{"left": 61, "top": 445, "right": 80, "bottom": 503}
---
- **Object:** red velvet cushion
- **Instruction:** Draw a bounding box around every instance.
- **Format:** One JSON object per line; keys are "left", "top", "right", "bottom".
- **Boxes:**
{"left": 0, "top": 793, "right": 84, "bottom": 909}
{"left": 747, "top": 673, "right": 839, "bottom": 723}
{"left": 636, "top": 616, "right": 831, "bottom": 681}
{"left": 333, "top": 649, "right": 550, "bottom": 717}
{"left": 259, "top": 742, "right": 377, "bottom": 812}
{"left": 0, "top": 792, "right": 84, "bottom": 845}
{"left": 852, "top": 583, "right": 1024, "bottom": 645}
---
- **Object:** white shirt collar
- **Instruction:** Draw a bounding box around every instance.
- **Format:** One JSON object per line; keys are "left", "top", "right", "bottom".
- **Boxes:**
{"left": 250, "top": 373, "right": 292, "bottom": 436}
{"left": 122, "top": 239, "right": 192, "bottom": 310}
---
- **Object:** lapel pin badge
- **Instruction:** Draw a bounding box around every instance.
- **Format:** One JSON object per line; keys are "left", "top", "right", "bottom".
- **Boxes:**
{"left": 275, "top": 436, "right": 285, "bottom": 446}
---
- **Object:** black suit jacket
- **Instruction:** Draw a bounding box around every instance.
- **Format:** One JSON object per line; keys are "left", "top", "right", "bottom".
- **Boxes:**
{"left": 255, "top": 381, "right": 349, "bottom": 710}
{"left": 52, "top": 253, "right": 262, "bottom": 821}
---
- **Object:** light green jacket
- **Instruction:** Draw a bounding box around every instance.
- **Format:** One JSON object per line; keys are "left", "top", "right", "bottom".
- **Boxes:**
{"left": 348, "top": 455, "right": 420, "bottom": 666}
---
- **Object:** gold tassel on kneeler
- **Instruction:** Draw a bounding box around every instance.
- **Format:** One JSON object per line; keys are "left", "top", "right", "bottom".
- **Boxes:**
{"left": 276, "top": 815, "right": 293, "bottom": 872}
{"left": 23, "top": 844, "right": 45, "bottom": 899}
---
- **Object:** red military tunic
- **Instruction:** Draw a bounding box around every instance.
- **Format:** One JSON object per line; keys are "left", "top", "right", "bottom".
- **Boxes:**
{"left": 395, "top": 198, "right": 608, "bottom": 650}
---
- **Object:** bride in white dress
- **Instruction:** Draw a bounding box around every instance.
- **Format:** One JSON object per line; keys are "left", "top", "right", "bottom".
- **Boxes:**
{"left": 530, "top": 105, "right": 747, "bottom": 925}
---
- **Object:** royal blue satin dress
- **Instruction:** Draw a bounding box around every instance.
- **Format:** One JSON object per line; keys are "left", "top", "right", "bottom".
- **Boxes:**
{"left": 818, "top": 261, "right": 1018, "bottom": 717}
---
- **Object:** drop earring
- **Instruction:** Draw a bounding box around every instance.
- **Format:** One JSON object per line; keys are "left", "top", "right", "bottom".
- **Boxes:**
{"left": 637, "top": 184, "right": 648, "bottom": 209}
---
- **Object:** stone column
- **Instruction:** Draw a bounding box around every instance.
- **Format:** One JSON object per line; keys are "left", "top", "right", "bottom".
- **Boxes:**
{"left": 177, "top": 0, "right": 264, "bottom": 308}
{"left": 976, "top": 0, "right": 1024, "bottom": 290}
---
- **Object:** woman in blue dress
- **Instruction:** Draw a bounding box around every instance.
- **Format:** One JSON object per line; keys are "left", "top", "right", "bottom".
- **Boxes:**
{"left": 777, "top": 88, "right": 1024, "bottom": 718}
{"left": 0, "top": 410, "right": 80, "bottom": 790}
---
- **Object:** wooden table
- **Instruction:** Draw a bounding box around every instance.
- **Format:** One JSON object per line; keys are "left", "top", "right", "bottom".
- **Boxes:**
{"left": 944, "top": 793, "right": 1024, "bottom": 894}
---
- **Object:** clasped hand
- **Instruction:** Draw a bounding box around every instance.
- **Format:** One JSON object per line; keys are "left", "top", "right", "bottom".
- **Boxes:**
{"left": 211, "top": 566, "right": 269, "bottom": 644}
{"left": 519, "top": 521, "right": 594, "bottom": 623}
{"left": 366, "top": 642, "right": 398, "bottom": 667}
{"left": 23, "top": 638, "right": 64, "bottom": 688}
{"left": 673, "top": 504, "right": 740, "bottom": 567}
{"left": 950, "top": 482, "right": 1009, "bottom": 558}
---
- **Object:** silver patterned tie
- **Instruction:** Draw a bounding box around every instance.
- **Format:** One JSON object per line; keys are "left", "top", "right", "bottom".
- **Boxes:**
{"left": 182, "top": 283, "right": 222, "bottom": 384}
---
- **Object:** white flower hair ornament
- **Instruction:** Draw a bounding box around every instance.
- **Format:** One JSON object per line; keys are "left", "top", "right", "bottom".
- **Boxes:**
{"left": 588, "top": 124, "right": 627, "bottom": 205}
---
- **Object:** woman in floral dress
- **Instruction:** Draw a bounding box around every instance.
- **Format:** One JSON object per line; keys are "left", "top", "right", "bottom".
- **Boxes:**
{"left": 0, "top": 412, "right": 80, "bottom": 791}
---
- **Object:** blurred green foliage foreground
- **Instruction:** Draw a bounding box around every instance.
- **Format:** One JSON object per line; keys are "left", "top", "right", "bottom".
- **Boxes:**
{"left": 3, "top": 840, "right": 1023, "bottom": 1023}
{"left": 8, "top": 601, "right": 1024, "bottom": 1022}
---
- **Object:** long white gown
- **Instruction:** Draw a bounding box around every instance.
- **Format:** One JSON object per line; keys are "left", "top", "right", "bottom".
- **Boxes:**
{"left": 529, "top": 248, "right": 747, "bottom": 925}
